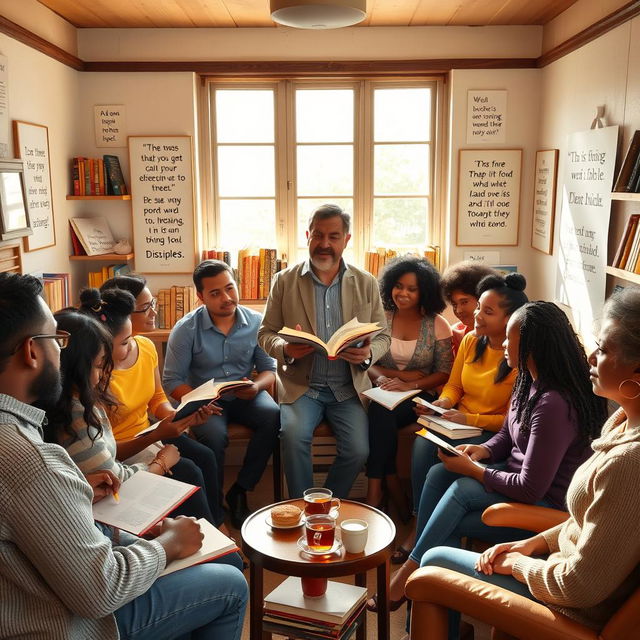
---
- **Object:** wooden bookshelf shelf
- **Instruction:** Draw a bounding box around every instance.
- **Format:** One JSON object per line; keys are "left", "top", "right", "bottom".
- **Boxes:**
{"left": 605, "top": 266, "right": 640, "bottom": 284}
{"left": 611, "top": 192, "right": 640, "bottom": 202}
{"left": 66, "top": 195, "right": 131, "bottom": 201}
{"left": 69, "top": 253, "right": 134, "bottom": 261}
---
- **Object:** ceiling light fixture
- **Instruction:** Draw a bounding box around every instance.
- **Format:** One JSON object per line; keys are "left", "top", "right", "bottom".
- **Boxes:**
{"left": 270, "top": 0, "right": 366, "bottom": 29}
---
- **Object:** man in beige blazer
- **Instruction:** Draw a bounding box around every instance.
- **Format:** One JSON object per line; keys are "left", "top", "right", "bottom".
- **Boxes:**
{"left": 258, "top": 204, "right": 391, "bottom": 498}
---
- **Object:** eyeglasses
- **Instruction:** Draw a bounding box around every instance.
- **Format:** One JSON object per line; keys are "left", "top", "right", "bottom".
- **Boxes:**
{"left": 133, "top": 297, "right": 157, "bottom": 314}
{"left": 5, "top": 330, "right": 71, "bottom": 355}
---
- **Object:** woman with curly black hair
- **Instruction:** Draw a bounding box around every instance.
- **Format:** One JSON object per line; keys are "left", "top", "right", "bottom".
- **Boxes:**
{"left": 365, "top": 256, "right": 454, "bottom": 514}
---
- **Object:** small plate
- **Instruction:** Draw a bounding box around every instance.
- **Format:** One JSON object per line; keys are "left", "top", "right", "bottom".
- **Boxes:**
{"left": 297, "top": 536, "right": 343, "bottom": 556}
{"left": 265, "top": 514, "right": 303, "bottom": 529}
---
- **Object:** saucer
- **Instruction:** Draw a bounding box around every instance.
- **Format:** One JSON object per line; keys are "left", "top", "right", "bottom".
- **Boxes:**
{"left": 297, "top": 536, "right": 343, "bottom": 556}
{"left": 265, "top": 515, "right": 303, "bottom": 529}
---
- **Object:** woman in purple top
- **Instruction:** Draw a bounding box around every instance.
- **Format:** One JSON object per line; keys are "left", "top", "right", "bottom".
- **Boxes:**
{"left": 369, "top": 301, "right": 607, "bottom": 610}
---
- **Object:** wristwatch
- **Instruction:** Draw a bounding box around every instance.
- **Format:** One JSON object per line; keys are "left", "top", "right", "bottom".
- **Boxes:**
{"left": 360, "top": 350, "right": 373, "bottom": 370}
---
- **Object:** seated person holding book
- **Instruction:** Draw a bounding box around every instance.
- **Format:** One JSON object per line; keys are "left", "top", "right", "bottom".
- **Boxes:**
{"left": 79, "top": 287, "right": 226, "bottom": 530}
{"left": 369, "top": 300, "right": 607, "bottom": 614}
{"left": 258, "top": 204, "right": 391, "bottom": 498}
{"left": 440, "top": 260, "right": 499, "bottom": 356}
{"left": 0, "top": 273, "right": 247, "bottom": 640}
{"left": 393, "top": 272, "right": 527, "bottom": 563}
{"left": 365, "top": 256, "right": 453, "bottom": 515}
{"left": 419, "top": 287, "right": 640, "bottom": 639}
{"left": 162, "top": 261, "right": 280, "bottom": 529}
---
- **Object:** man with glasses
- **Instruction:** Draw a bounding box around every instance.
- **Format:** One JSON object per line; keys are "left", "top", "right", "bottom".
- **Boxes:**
{"left": 163, "top": 260, "right": 280, "bottom": 529}
{"left": 0, "top": 272, "right": 248, "bottom": 639}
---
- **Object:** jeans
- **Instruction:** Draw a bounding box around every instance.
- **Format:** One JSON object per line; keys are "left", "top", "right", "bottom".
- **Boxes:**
{"left": 410, "top": 463, "right": 547, "bottom": 565}
{"left": 366, "top": 392, "right": 435, "bottom": 478}
{"left": 163, "top": 433, "right": 223, "bottom": 526}
{"left": 280, "top": 387, "right": 369, "bottom": 498}
{"left": 420, "top": 546, "right": 537, "bottom": 640}
{"left": 411, "top": 429, "right": 493, "bottom": 512}
{"left": 191, "top": 391, "right": 280, "bottom": 495}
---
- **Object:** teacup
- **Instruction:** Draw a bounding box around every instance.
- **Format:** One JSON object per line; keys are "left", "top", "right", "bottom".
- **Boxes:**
{"left": 305, "top": 513, "right": 336, "bottom": 552}
{"left": 303, "top": 487, "right": 340, "bottom": 517}
{"left": 339, "top": 518, "right": 368, "bottom": 554}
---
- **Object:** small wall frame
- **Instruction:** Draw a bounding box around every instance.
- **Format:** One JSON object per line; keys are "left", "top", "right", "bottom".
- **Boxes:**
{"left": 0, "top": 159, "right": 32, "bottom": 242}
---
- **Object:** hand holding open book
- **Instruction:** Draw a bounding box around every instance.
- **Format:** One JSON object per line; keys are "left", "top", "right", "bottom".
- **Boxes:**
{"left": 172, "top": 379, "right": 254, "bottom": 421}
{"left": 278, "top": 317, "right": 383, "bottom": 360}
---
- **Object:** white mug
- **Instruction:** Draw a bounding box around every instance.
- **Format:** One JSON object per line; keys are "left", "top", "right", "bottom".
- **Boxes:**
{"left": 340, "top": 518, "right": 368, "bottom": 553}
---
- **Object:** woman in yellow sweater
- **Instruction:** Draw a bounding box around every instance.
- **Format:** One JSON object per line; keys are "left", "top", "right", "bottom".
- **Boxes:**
{"left": 421, "top": 285, "right": 640, "bottom": 638}
{"left": 393, "top": 272, "right": 527, "bottom": 563}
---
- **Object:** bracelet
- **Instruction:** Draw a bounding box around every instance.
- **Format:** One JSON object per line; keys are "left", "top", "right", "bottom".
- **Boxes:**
{"left": 151, "top": 457, "right": 173, "bottom": 476}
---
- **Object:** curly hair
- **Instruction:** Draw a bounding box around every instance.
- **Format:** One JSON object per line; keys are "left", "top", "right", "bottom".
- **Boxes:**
{"left": 78, "top": 287, "right": 136, "bottom": 336}
{"left": 100, "top": 274, "right": 147, "bottom": 300}
{"left": 45, "top": 310, "right": 118, "bottom": 444}
{"left": 379, "top": 255, "right": 446, "bottom": 315}
{"left": 473, "top": 272, "right": 528, "bottom": 383}
{"left": 510, "top": 302, "right": 606, "bottom": 442}
{"left": 441, "top": 261, "right": 499, "bottom": 301}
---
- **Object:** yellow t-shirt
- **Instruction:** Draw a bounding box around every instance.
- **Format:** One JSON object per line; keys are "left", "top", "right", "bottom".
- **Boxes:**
{"left": 439, "top": 331, "right": 516, "bottom": 431}
{"left": 109, "top": 335, "right": 168, "bottom": 441}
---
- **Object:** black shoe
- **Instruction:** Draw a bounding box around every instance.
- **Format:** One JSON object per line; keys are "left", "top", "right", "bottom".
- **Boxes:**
{"left": 226, "top": 487, "right": 251, "bottom": 529}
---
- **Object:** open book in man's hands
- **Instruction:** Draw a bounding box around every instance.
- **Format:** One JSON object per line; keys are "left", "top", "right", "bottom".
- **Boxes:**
{"left": 173, "top": 379, "right": 254, "bottom": 421}
{"left": 278, "top": 318, "right": 383, "bottom": 359}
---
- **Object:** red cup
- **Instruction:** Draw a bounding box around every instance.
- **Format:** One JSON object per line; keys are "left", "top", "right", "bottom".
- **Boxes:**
{"left": 301, "top": 576, "right": 328, "bottom": 597}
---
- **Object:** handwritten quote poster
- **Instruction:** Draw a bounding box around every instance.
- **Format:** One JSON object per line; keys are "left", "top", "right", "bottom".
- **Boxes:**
{"left": 467, "top": 90, "right": 507, "bottom": 144}
{"left": 94, "top": 105, "right": 126, "bottom": 147}
{"left": 129, "top": 136, "right": 195, "bottom": 273}
{"left": 13, "top": 121, "right": 55, "bottom": 251}
{"left": 555, "top": 126, "right": 618, "bottom": 334}
{"left": 531, "top": 149, "right": 558, "bottom": 255}
{"left": 457, "top": 149, "right": 522, "bottom": 246}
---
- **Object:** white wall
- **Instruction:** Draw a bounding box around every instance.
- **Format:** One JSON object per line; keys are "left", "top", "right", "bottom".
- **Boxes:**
{"left": 0, "top": 33, "right": 79, "bottom": 277}
{"left": 447, "top": 69, "right": 542, "bottom": 296}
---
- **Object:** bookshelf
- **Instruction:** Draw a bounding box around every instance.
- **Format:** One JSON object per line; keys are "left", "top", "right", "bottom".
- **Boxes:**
{"left": 0, "top": 243, "right": 22, "bottom": 275}
{"left": 66, "top": 195, "right": 131, "bottom": 201}
{"left": 605, "top": 265, "right": 640, "bottom": 285}
{"left": 69, "top": 253, "right": 134, "bottom": 261}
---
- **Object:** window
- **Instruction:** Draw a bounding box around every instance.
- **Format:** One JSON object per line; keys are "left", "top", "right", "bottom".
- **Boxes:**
{"left": 204, "top": 78, "right": 441, "bottom": 266}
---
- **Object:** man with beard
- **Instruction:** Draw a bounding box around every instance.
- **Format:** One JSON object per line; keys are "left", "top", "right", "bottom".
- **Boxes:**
{"left": 0, "top": 272, "right": 248, "bottom": 640}
{"left": 259, "top": 204, "right": 390, "bottom": 498}
{"left": 163, "top": 260, "right": 279, "bottom": 528}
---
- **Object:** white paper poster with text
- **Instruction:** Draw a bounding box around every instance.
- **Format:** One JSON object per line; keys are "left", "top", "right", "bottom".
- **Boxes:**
{"left": 555, "top": 126, "right": 618, "bottom": 334}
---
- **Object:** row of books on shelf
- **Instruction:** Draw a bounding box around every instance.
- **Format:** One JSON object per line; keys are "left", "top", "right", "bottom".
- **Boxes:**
{"left": 614, "top": 130, "right": 640, "bottom": 193}
{"left": 202, "top": 248, "right": 289, "bottom": 300}
{"left": 611, "top": 214, "right": 640, "bottom": 274}
{"left": 71, "top": 155, "right": 128, "bottom": 196}
{"left": 37, "top": 272, "right": 71, "bottom": 313}
{"left": 364, "top": 245, "right": 441, "bottom": 277}
{"left": 263, "top": 577, "right": 366, "bottom": 640}
{"left": 87, "top": 264, "right": 131, "bottom": 289}
{"left": 156, "top": 286, "right": 201, "bottom": 329}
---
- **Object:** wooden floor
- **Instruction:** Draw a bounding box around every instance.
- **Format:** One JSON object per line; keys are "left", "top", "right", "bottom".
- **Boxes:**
{"left": 222, "top": 462, "right": 491, "bottom": 640}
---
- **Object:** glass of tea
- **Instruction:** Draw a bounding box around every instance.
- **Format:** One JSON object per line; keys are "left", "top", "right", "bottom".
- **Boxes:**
{"left": 305, "top": 514, "right": 336, "bottom": 553}
{"left": 303, "top": 487, "right": 340, "bottom": 517}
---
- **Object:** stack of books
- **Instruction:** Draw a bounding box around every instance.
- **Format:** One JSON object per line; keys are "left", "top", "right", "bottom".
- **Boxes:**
{"left": 417, "top": 413, "right": 482, "bottom": 440}
{"left": 236, "top": 248, "right": 287, "bottom": 300}
{"left": 613, "top": 130, "right": 640, "bottom": 193}
{"left": 365, "top": 246, "right": 441, "bottom": 278}
{"left": 88, "top": 264, "right": 130, "bottom": 289}
{"left": 263, "top": 577, "right": 367, "bottom": 639}
{"left": 611, "top": 213, "right": 640, "bottom": 274}
{"left": 71, "top": 155, "right": 128, "bottom": 196}
{"left": 155, "top": 285, "right": 200, "bottom": 329}
{"left": 38, "top": 272, "right": 71, "bottom": 312}
{"left": 201, "top": 248, "right": 231, "bottom": 264}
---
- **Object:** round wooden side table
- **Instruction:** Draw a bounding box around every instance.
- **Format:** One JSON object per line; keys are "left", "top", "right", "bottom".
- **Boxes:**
{"left": 241, "top": 499, "right": 396, "bottom": 640}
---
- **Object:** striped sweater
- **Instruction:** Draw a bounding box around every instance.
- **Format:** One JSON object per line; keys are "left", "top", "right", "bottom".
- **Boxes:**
{"left": 513, "top": 408, "right": 640, "bottom": 630}
{"left": 0, "top": 394, "right": 166, "bottom": 639}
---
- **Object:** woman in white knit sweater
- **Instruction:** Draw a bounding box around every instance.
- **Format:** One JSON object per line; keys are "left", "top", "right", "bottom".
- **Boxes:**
{"left": 420, "top": 286, "right": 640, "bottom": 638}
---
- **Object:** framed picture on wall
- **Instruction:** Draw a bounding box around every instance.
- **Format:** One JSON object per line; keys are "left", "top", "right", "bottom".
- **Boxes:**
{"left": 13, "top": 120, "right": 56, "bottom": 252}
{"left": 531, "top": 149, "right": 558, "bottom": 255}
{"left": 0, "top": 159, "right": 32, "bottom": 242}
{"left": 456, "top": 148, "right": 522, "bottom": 246}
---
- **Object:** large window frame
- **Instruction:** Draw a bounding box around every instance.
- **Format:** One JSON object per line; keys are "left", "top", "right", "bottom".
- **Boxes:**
{"left": 201, "top": 75, "right": 445, "bottom": 267}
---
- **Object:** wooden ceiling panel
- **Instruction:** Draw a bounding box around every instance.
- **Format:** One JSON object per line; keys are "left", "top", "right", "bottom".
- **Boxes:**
{"left": 37, "top": 0, "right": 580, "bottom": 28}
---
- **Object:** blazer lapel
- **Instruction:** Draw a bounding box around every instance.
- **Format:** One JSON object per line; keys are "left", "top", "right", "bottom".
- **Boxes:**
{"left": 341, "top": 268, "right": 355, "bottom": 323}
{"left": 297, "top": 273, "right": 317, "bottom": 334}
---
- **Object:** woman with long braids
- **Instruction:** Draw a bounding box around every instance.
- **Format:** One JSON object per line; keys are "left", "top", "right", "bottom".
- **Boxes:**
{"left": 420, "top": 286, "right": 640, "bottom": 639}
{"left": 368, "top": 301, "right": 607, "bottom": 614}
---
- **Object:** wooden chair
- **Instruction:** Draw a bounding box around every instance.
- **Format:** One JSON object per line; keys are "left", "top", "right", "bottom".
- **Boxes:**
{"left": 405, "top": 503, "right": 640, "bottom": 640}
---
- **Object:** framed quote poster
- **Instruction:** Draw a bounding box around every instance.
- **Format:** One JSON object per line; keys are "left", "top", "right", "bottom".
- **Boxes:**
{"left": 457, "top": 148, "right": 522, "bottom": 246}
{"left": 531, "top": 149, "right": 558, "bottom": 255}
{"left": 13, "top": 120, "right": 56, "bottom": 251}
{"left": 128, "top": 135, "right": 196, "bottom": 273}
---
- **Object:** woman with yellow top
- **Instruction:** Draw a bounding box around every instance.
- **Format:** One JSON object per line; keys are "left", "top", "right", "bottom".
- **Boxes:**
{"left": 78, "top": 287, "right": 225, "bottom": 528}
{"left": 392, "top": 272, "right": 527, "bottom": 563}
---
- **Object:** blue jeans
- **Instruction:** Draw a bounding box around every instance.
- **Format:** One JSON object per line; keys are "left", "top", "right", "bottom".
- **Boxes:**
{"left": 280, "top": 388, "right": 369, "bottom": 498}
{"left": 410, "top": 463, "right": 546, "bottom": 564}
{"left": 411, "top": 430, "right": 493, "bottom": 512}
{"left": 191, "top": 390, "right": 280, "bottom": 493}
{"left": 420, "top": 546, "right": 537, "bottom": 640}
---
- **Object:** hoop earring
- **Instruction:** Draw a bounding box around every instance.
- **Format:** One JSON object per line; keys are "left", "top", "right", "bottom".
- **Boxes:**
{"left": 619, "top": 379, "right": 640, "bottom": 400}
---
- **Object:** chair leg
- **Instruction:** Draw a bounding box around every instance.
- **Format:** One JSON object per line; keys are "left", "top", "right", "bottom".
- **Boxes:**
{"left": 272, "top": 438, "right": 283, "bottom": 502}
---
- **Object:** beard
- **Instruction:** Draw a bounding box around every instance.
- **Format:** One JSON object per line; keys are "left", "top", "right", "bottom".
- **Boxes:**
{"left": 30, "top": 359, "right": 63, "bottom": 412}
{"left": 310, "top": 249, "right": 337, "bottom": 272}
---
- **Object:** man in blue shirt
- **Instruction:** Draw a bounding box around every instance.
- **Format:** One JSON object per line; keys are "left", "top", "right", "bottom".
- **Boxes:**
{"left": 163, "top": 261, "right": 280, "bottom": 528}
